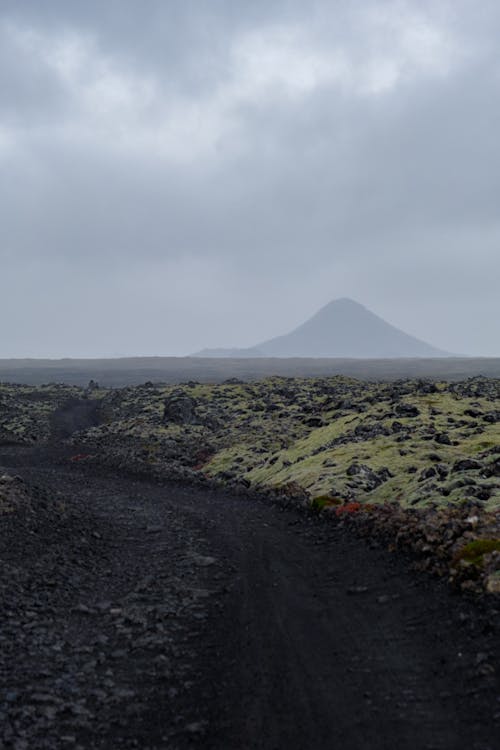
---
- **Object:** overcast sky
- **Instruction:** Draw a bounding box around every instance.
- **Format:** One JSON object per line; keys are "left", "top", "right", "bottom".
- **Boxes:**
{"left": 1, "top": 0, "right": 499, "bottom": 357}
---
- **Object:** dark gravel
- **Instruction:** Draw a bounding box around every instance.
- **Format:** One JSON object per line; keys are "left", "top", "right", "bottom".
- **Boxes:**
{"left": 0, "top": 446, "right": 499, "bottom": 750}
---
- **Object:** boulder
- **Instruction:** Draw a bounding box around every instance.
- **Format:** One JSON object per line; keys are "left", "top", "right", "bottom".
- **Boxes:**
{"left": 483, "top": 458, "right": 500, "bottom": 478}
{"left": 354, "top": 422, "right": 390, "bottom": 439}
{"left": 304, "top": 416, "right": 325, "bottom": 428}
{"left": 483, "top": 411, "right": 500, "bottom": 424}
{"left": 163, "top": 390, "right": 197, "bottom": 425}
{"left": 435, "top": 432, "right": 452, "bottom": 445}
{"left": 452, "top": 459, "right": 482, "bottom": 473}
{"left": 346, "top": 463, "right": 393, "bottom": 491}
{"left": 464, "top": 408, "right": 482, "bottom": 418}
{"left": 395, "top": 404, "right": 420, "bottom": 418}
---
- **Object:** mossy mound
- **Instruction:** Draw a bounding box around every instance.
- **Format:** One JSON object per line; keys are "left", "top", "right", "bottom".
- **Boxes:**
{"left": 453, "top": 539, "right": 500, "bottom": 567}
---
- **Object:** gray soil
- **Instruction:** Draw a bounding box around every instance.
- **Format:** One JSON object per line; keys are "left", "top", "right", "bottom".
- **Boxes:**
{"left": 3, "top": 355, "right": 500, "bottom": 387}
{"left": 0, "top": 443, "right": 499, "bottom": 749}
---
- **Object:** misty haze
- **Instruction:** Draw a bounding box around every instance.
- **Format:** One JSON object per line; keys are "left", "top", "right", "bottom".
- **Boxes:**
{"left": 195, "top": 298, "right": 451, "bottom": 358}
{"left": 1, "top": 3, "right": 499, "bottom": 750}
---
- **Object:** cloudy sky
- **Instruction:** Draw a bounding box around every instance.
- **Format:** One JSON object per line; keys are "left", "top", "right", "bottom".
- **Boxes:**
{"left": 1, "top": 0, "right": 499, "bottom": 357}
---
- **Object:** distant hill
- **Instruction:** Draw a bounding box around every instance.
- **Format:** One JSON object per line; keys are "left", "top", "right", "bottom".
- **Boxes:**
{"left": 195, "top": 298, "right": 450, "bottom": 358}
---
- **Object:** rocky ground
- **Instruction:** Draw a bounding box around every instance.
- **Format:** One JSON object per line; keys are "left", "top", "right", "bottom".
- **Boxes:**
{"left": 64, "top": 378, "right": 500, "bottom": 513}
{"left": 1, "top": 376, "right": 500, "bottom": 594}
{"left": 0, "top": 445, "right": 499, "bottom": 749}
{"left": 4, "top": 377, "right": 500, "bottom": 508}
{"left": 0, "top": 383, "right": 85, "bottom": 444}
{"left": 0, "top": 456, "right": 225, "bottom": 749}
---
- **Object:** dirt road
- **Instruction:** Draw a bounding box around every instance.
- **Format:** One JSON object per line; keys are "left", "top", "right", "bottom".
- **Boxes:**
{"left": 0, "top": 447, "right": 498, "bottom": 749}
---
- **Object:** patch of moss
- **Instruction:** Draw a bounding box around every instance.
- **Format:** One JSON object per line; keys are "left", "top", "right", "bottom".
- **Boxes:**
{"left": 453, "top": 539, "right": 500, "bottom": 567}
{"left": 310, "top": 495, "right": 342, "bottom": 512}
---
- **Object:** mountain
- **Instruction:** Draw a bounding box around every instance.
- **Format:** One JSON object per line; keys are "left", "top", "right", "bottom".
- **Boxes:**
{"left": 194, "top": 298, "right": 450, "bottom": 358}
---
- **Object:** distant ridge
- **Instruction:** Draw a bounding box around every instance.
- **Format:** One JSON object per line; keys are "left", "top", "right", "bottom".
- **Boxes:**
{"left": 194, "top": 298, "right": 450, "bottom": 358}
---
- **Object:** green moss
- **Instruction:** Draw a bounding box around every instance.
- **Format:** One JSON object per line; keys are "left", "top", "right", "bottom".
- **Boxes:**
{"left": 18, "top": 375, "right": 497, "bottom": 513}
{"left": 310, "top": 495, "right": 342, "bottom": 512}
{"left": 454, "top": 539, "right": 500, "bottom": 567}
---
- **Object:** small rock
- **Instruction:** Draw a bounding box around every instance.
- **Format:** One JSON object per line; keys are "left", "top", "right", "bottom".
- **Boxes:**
{"left": 485, "top": 574, "right": 500, "bottom": 594}
{"left": 346, "top": 586, "right": 369, "bottom": 595}
{"left": 192, "top": 555, "right": 217, "bottom": 567}
{"left": 185, "top": 721, "right": 206, "bottom": 734}
{"left": 72, "top": 604, "right": 93, "bottom": 615}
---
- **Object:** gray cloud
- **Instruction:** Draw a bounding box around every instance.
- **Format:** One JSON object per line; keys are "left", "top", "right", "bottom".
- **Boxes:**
{"left": 1, "top": 0, "right": 499, "bottom": 357}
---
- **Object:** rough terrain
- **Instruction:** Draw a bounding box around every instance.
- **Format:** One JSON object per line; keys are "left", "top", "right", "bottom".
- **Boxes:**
{"left": 1, "top": 379, "right": 499, "bottom": 748}
{"left": 1, "top": 377, "right": 500, "bottom": 593}
{"left": 0, "top": 445, "right": 499, "bottom": 749}
{"left": 3, "top": 377, "right": 500, "bottom": 511}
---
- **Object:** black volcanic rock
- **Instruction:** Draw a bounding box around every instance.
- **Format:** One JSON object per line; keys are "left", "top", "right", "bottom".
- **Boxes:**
{"left": 195, "top": 298, "right": 449, "bottom": 358}
{"left": 163, "top": 389, "right": 197, "bottom": 424}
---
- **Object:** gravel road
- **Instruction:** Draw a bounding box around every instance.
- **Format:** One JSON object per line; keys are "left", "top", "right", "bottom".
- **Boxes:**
{"left": 0, "top": 446, "right": 498, "bottom": 749}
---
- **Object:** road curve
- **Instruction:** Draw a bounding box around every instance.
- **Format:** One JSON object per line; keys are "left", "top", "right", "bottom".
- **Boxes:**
{"left": 1, "top": 448, "right": 498, "bottom": 749}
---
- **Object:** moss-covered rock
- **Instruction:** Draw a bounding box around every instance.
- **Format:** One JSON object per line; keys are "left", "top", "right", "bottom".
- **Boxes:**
{"left": 453, "top": 539, "right": 500, "bottom": 567}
